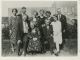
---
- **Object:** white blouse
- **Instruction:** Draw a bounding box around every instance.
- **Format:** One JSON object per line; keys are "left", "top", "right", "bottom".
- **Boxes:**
{"left": 51, "top": 21, "right": 62, "bottom": 36}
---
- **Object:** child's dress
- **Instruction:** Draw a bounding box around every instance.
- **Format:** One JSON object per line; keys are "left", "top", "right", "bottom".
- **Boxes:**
{"left": 51, "top": 21, "right": 62, "bottom": 44}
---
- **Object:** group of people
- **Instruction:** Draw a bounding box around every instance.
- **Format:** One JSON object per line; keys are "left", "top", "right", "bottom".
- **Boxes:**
{"left": 9, "top": 7, "right": 67, "bottom": 56}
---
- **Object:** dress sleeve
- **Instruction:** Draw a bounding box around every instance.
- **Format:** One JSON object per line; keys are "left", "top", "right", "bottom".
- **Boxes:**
{"left": 9, "top": 17, "right": 12, "bottom": 30}
{"left": 51, "top": 22, "right": 53, "bottom": 26}
{"left": 50, "top": 25, "right": 53, "bottom": 35}
{"left": 17, "top": 16, "right": 22, "bottom": 40}
{"left": 37, "top": 28, "right": 41, "bottom": 38}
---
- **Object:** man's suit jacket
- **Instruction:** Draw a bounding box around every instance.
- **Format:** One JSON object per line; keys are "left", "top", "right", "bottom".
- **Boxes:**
{"left": 17, "top": 14, "right": 30, "bottom": 40}
{"left": 55, "top": 14, "right": 67, "bottom": 32}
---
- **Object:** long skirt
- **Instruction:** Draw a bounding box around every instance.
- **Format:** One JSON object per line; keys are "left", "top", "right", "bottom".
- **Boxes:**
{"left": 10, "top": 29, "right": 17, "bottom": 45}
{"left": 27, "top": 38, "right": 41, "bottom": 52}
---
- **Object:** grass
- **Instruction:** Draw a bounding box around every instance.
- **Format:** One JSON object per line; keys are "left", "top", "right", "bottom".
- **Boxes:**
{"left": 2, "top": 38, "right": 77, "bottom": 56}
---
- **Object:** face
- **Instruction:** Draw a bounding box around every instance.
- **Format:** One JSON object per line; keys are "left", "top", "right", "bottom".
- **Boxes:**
{"left": 22, "top": 9, "right": 26, "bottom": 14}
{"left": 57, "top": 10, "right": 61, "bottom": 15}
{"left": 12, "top": 10, "right": 17, "bottom": 15}
{"left": 40, "top": 10, "right": 44, "bottom": 16}
{"left": 53, "top": 16, "right": 57, "bottom": 22}
{"left": 33, "top": 12, "right": 37, "bottom": 16}
{"left": 46, "top": 13, "right": 51, "bottom": 17}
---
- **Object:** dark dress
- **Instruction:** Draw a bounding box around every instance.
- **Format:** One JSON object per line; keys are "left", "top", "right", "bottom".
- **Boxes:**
{"left": 37, "top": 16, "right": 46, "bottom": 52}
{"left": 27, "top": 27, "right": 41, "bottom": 52}
{"left": 43, "top": 24, "right": 54, "bottom": 53}
{"left": 9, "top": 16, "right": 18, "bottom": 45}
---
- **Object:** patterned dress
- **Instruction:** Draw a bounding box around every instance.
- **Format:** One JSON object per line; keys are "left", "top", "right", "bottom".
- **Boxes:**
{"left": 9, "top": 16, "right": 18, "bottom": 45}
{"left": 27, "top": 27, "right": 41, "bottom": 52}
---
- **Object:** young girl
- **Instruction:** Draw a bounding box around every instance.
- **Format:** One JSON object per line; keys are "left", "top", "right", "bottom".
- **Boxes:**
{"left": 51, "top": 16, "right": 62, "bottom": 56}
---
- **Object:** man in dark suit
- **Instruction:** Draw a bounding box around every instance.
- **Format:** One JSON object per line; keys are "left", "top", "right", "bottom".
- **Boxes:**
{"left": 17, "top": 7, "right": 30, "bottom": 56}
{"left": 55, "top": 8, "right": 67, "bottom": 49}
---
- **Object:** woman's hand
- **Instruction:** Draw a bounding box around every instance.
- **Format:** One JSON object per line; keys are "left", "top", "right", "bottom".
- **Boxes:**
{"left": 42, "top": 24, "right": 45, "bottom": 27}
{"left": 33, "top": 38, "right": 37, "bottom": 41}
{"left": 63, "top": 29, "right": 65, "bottom": 33}
{"left": 17, "top": 40, "right": 22, "bottom": 44}
{"left": 51, "top": 34, "right": 53, "bottom": 37}
{"left": 10, "top": 30, "right": 12, "bottom": 34}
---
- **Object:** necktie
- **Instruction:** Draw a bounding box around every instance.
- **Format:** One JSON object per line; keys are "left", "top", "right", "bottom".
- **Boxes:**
{"left": 58, "top": 15, "right": 61, "bottom": 21}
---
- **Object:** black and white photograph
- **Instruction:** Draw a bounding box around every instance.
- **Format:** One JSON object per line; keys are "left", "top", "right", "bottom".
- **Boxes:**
{"left": 1, "top": 1, "right": 77, "bottom": 56}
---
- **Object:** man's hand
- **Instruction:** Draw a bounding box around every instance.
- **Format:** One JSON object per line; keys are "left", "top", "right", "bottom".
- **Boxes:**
{"left": 63, "top": 30, "right": 65, "bottom": 33}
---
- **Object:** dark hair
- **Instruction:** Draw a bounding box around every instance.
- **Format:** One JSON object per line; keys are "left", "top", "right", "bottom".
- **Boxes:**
{"left": 22, "top": 7, "right": 26, "bottom": 9}
{"left": 12, "top": 8, "right": 18, "bottom": 13}
{"left": 46, "top": 11, "right": 51, "bottom": 15}
{"left": 34, "top": 11, "right": 38, "bottom": 16}
{"left": 36, "top": 12, "right": 38, "bottom": 15}
{"left": 39, "top": 9, "right": 44, "bottom": 13}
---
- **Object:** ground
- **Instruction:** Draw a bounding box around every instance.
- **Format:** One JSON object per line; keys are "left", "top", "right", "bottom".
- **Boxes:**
{"left": 2, "top": 38, "right": 77, "bottom": 56}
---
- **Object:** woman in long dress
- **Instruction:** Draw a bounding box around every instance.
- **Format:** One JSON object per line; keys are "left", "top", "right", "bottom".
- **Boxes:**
{"left": 9, "top": 8, "right": 18, "bottom": 52}
{"left": 38, "top": 10, "right": 46, "bottom": 53}
{"left": 27, "top": 11, "right": 41, "bottom": 54}
{"left": 51, "top": 16, "right": 62, "bottom": 55}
